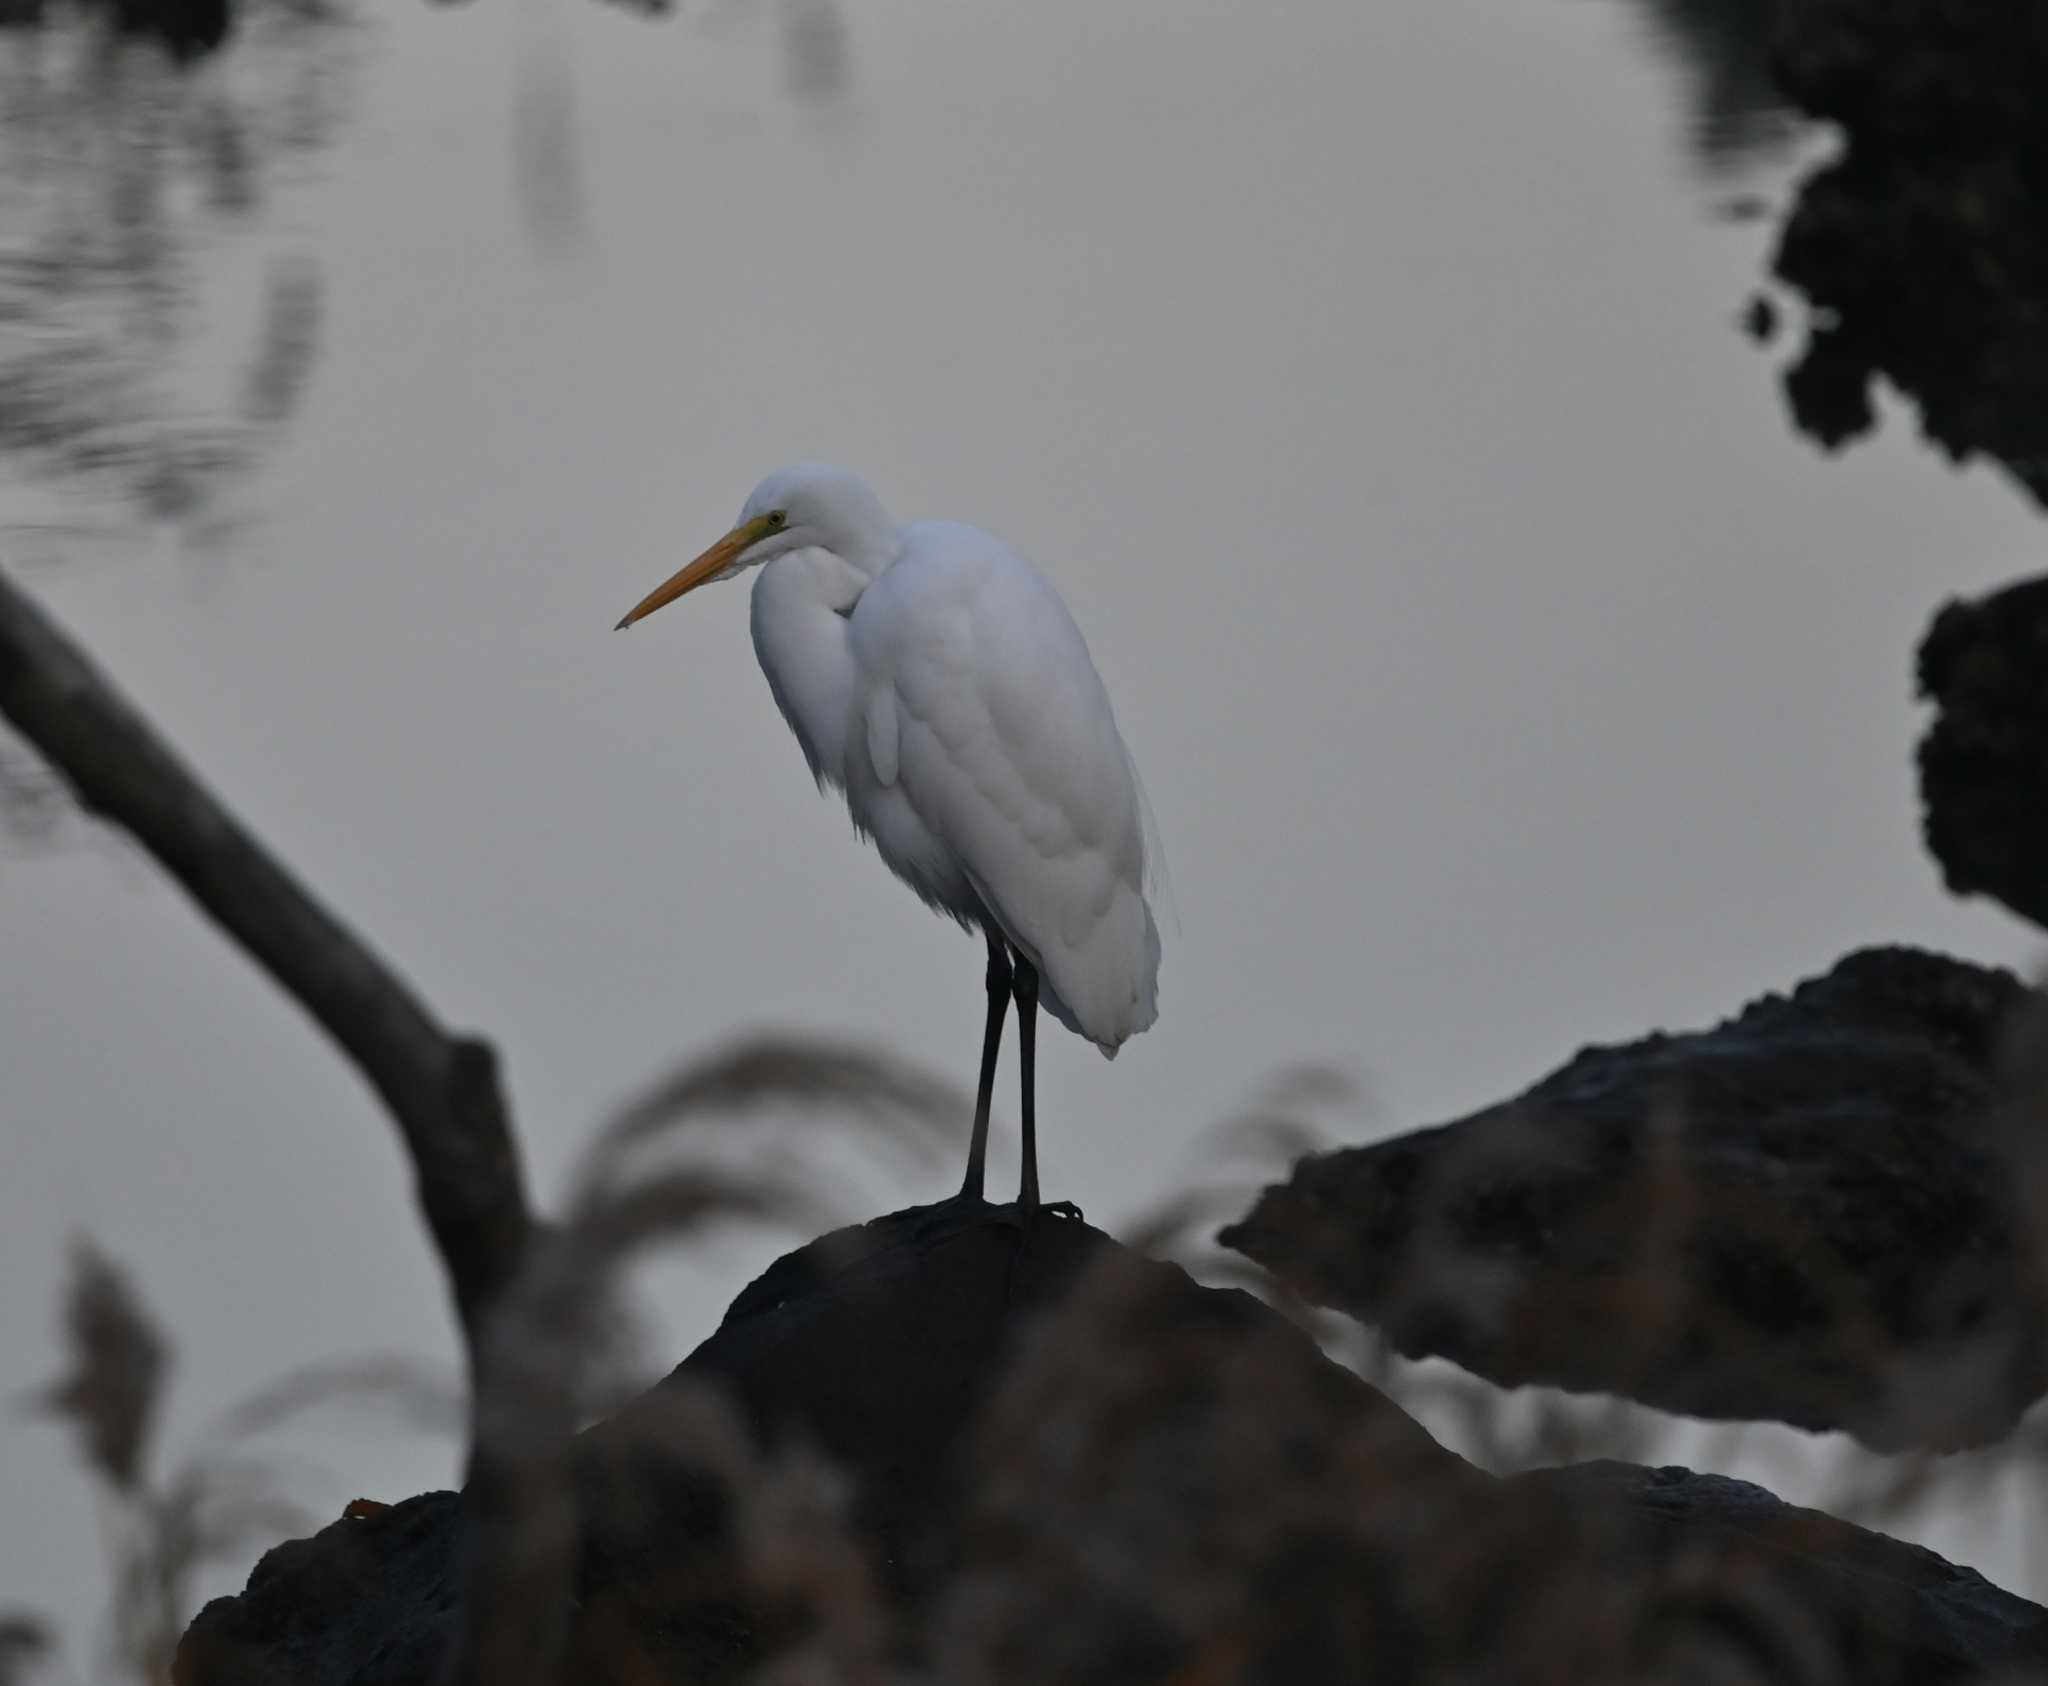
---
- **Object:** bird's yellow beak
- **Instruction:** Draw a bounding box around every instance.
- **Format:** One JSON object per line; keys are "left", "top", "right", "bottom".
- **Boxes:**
{"left": 614, "top": 512, "right": 782, "bottom": 631}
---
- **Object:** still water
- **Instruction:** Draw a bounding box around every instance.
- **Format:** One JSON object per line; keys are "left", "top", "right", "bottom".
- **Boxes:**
{"left": 3, "top": 0, "right": 2042, "bottom": 1650}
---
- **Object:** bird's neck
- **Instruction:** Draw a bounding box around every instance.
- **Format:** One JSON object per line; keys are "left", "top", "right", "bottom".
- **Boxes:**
{"left": 823, "top": 524, "right": 899, "bottom": 584}
{"left": 748, "top": 548, "right": 869, "bottom": 790}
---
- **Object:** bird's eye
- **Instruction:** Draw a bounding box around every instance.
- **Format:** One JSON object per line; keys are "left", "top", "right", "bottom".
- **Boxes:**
{"left": 768, "top": 511, "right": 789, "bottom": 531}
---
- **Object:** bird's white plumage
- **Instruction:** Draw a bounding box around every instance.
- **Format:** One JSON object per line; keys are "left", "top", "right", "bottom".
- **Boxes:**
{"left": 731, "top": 467, "right": 1160, "bottom": 1054}
{"left": 846, "top": 521, "right": 1159, "bottom": 1048}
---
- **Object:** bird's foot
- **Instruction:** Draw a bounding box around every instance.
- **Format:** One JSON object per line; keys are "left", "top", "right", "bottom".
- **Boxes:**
{"left": 899, "top": 1191, "right": 1082, "bottom": 1236}
{"left": 891, "top": 1189, "right": 998, "bottom": 1245}
{"left": 1015, "top": 1197, "right": 1084, "bottom": 1224}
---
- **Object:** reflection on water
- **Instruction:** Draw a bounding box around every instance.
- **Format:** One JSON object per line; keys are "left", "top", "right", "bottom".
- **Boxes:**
{"left": 1630, "top": 0, "right": 1797, "bottom": 167}
{"left": 511, "top": 0, "right": 844, "bottom": 248}
{"left": 0, "top": 0, "right": 848, "bottom": 534}
{"left": 1770, "top": 5, "right": 2048, "bottom": 509}
{"left": 776, "top": 0, "right": 843, "bottom": 107}
{"left": 0, "top": 742, "right": 66, "bottom": 845}
{"left": 1625, "top": 0, "right": 2048, "bottom": 513}
{"left": 0, "top": 0, "right": 350, "bottom": 530}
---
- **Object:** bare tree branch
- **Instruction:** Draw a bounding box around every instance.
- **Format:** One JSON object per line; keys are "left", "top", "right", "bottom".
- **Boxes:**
{"left": 0, "top": 562, "right": 533, "bottom": 1373}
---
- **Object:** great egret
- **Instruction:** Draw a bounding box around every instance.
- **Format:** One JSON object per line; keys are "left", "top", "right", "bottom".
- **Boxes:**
{"left": 616, "top": 463, "right": 1161, "bottom": 1208}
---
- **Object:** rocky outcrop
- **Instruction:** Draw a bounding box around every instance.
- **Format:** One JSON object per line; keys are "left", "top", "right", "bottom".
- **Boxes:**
{"left": 181, "top": 1193, "right": 2047, "bottom": 1685}
{"left": 1223, "top": 948, "right": 2045, "bottom": 1450}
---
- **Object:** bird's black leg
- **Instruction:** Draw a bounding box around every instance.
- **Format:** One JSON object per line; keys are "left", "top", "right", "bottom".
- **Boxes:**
{"left": 960, "top": 931, "right": 1012, "bottom": 1203}
{"left": 1013, "top": 952, "right": 1040, "bottom": 1208}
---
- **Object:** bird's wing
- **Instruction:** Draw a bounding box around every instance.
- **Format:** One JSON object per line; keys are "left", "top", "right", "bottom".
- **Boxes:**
{"left": 865, "top": 682, "right": 900, "bottom": 787}
{"left": 850, "top": 522, "right": 1159, "bottom": 1051}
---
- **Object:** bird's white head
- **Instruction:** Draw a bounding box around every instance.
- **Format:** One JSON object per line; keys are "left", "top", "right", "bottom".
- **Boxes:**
{"left": 615, "top": 462, "right": 898, "bottom": 631}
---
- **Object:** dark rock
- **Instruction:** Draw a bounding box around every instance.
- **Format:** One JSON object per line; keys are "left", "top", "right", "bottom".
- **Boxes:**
{"left": 1768, "top": 0, "right": 2048, "bottom": 503}
{"left": 1919, "top": 576, "right": 2048, "bottom": 932}
{"left": 938, "top": 1297, "right": 2048, "bottom": 1683}
{"left": 1509, "top": 1463, "right": 2048, "bottom": 1681}
{"left": 181, "top": 1204, "right": 1273, "bottom": 1685}
{"left": 589, "top": 1200, "right": 1199, "bottom": 1611}
{"left": 180, "top": 1197, "right": 2048, "bottom": 1685}
{"left": 175, "top": 1491, "right": 465, "bottom": 1686}
{"left": 1222, "top": 947, "right": 2046, "bottom": 1449}
{"left": 925, "top": 1230, "right": 1473, "bottom": 1686}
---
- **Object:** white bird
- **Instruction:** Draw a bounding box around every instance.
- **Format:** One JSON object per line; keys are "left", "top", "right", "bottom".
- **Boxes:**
{"left": 616, "top": 463, "right": 1160, "bottom": 1209}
